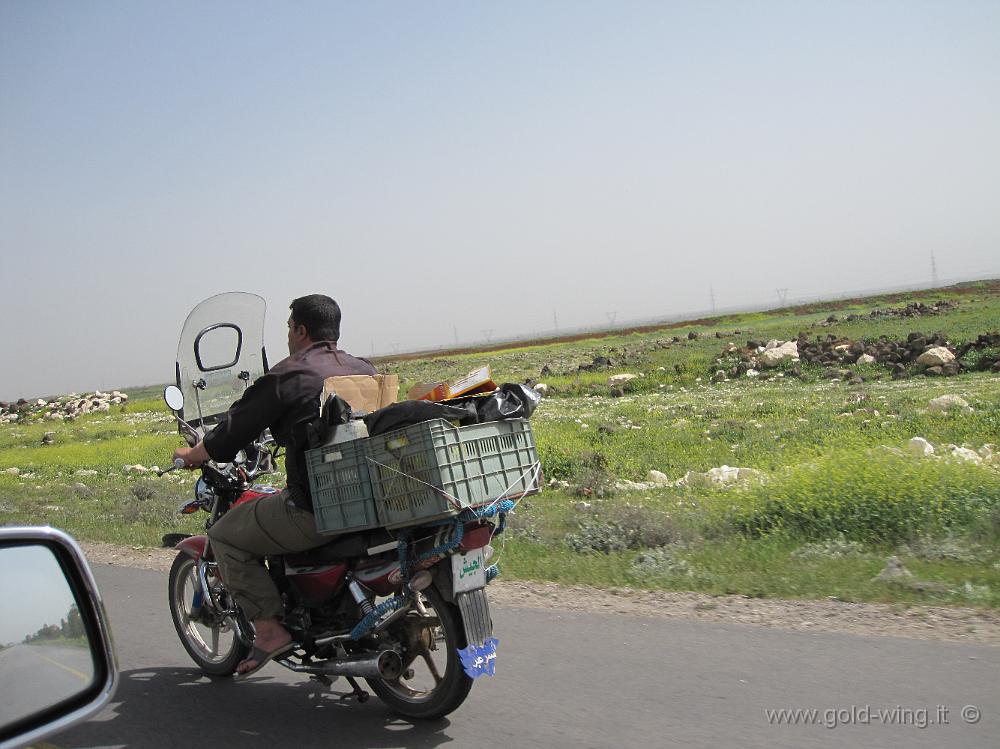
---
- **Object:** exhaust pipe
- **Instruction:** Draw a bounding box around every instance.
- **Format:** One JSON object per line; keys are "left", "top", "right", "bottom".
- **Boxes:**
{"left": 280, "top": 650, "right": 403, "bottom": 680}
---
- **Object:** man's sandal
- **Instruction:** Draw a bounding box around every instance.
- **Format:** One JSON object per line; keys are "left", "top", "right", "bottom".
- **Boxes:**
{"left": 233, "top": 642, "right": 295, "bottom": 680}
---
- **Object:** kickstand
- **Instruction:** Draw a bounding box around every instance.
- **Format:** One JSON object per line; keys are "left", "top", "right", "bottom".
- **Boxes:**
{"left": 341, "top": 676, "right": 370, "bottom": 703}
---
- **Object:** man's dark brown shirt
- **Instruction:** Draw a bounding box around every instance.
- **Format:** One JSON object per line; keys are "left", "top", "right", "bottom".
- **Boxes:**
{"left": 203, "top": 341, "right": 376, "bottom": 510}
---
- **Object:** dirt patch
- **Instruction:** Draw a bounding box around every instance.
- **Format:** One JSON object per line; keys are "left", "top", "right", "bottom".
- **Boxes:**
{"left": 488, "top": 581, "right": 1000, "bottom": 646}
{"left": 82, "top": 541, "right": 1000, "bottom": 646}
{"left": 81, "top": 541, "right": 178, "bottom": 572}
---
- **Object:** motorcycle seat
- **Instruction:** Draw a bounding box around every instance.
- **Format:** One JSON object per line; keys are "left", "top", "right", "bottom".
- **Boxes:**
{"left": 284, "top": 528, "right": 396, "bottom": 565}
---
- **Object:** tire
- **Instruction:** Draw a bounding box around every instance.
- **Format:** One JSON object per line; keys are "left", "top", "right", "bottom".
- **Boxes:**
{"left": 366, "top": 584, "right": 474, "bottom": 720}
{"left": 168, "top": 553, "right": 250, "bottom": 676}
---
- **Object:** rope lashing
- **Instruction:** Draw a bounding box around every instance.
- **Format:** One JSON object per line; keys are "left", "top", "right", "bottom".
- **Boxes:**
{"left": 350, "top": 593, "right": 408, "bottom": 640}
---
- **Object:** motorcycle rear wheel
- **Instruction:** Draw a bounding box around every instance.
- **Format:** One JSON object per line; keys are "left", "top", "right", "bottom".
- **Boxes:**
{"left": 168, "top": 553, "right": 250, "bottom": 676}
{"left": 366, "top": 584, "right": 474, "bottom": 720}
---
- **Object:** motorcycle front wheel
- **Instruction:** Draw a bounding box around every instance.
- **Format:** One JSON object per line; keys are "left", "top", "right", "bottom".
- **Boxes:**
{"left": 366, "top": 584, "right": 474, "bottom": 720}
{"left": 168, "top": 552, "right": 250, "bottom": 676}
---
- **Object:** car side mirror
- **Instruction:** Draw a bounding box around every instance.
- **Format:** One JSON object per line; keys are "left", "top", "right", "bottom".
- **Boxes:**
{"left": 163, "top": 385, "right": 185, "bottom": 412}
{"left": 0, "top": 528, "right": 118, "bottom": 749}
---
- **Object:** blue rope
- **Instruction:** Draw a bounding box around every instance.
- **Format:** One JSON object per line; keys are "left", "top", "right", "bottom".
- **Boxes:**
{"left": 350, "top": 501, "right": 516, "bottom": 639}
{"left": 350, "top": 594, "right": 407, "bottom": 640}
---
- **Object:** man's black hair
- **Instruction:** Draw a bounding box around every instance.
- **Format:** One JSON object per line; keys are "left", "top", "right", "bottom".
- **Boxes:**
{"left": 290, "top": 294, "right": 342, "bottom": 343}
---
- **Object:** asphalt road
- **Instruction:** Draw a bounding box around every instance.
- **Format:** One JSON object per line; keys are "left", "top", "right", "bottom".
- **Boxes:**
{"left": 0, "top": 644, "right": 93, "bottom": 727}
{"left": 44, "top": 565, "right": 999, "bottom": 749}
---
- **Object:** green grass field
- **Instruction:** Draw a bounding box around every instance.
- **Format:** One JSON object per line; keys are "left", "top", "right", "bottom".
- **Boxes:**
{"left": 2, "top": 281, "right": 998, "bottom": 607}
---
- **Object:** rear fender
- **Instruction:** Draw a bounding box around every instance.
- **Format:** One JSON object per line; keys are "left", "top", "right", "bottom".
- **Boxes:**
{"left": 176, "top": 535, "right": 210, "bottom": 561}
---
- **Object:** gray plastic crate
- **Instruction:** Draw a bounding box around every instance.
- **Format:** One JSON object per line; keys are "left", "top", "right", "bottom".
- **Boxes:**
{"left": 304, "top": 438, "right": 380, "bottom": 534}
{"left": 367, "top": 418, "right": 540, "bottom": 529}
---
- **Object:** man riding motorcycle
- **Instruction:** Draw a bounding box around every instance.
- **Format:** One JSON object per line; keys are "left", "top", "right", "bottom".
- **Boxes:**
{"left": 173, "top": 293, "right": 376, "bottom": 677}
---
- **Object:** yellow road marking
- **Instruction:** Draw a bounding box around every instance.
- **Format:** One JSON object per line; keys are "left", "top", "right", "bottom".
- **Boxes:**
{"left": 32, "top": 651, "right": 90, "bottom": 683}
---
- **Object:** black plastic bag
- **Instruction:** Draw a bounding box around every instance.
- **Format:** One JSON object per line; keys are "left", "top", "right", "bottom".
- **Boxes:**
{"left": 364, "top": 400, "right": 478, "bottom": 438}
{"left": 303, "top": 393, "right": 353, "bottom": 448}
{"left": 475, "top": 383, "right": 541, "bottom": 422}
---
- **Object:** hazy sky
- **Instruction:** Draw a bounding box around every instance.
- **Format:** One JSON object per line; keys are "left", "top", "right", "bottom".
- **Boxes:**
{"left": 2, "top": 1, "right": 998, "bottom": 399}
{"left": 0, "top": 544, "right": 79, "bottom": 644}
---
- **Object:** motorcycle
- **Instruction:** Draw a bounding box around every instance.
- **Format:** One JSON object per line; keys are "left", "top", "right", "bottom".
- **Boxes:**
{"left": 159, "top": 293, "right": 517, "bottom": 719}
{"left": 160, "top": 384, "right": 511, "bottom": 718}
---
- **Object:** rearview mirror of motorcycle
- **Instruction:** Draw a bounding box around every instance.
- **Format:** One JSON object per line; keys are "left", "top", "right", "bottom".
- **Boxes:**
{"left": 0, "top": 527, "right": 118, "bottom": 749}
{"left": 163, "top": 386, "right": 184, "bottom": 412}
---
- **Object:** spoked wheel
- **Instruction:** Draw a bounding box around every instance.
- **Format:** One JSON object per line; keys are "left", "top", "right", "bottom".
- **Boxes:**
{"left": 168, "top": 553, "right": 249, "bottom": 676}
{"left": 366, "top": 585, "right": 474, "bottom": 720}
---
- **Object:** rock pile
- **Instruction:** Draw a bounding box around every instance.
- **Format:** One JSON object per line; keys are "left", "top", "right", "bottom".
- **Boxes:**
{"left": 817, "top": 300, "right": 957, "bottom": 327}
{"left": 954, "top": 333, "right": 1000, "bottom": 372}
{"left": 0, "top": 391, "right": 129, "bottom": 424}
{"left": 901, "top": 434, "right": 995, "bottom": 464}
{"left": 712, "top": 330, "right": 1000, "bottom": 381}
{"left": 614, "top": 465, "right": 765, "bottom": 491}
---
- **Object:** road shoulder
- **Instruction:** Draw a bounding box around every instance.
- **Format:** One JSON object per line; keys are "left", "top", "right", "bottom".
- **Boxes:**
{"left": 81, "top": 541, "right": 1000, "bottom": 646}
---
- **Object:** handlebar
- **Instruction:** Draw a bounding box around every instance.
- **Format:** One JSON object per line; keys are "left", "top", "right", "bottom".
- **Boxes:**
{"left": 157, "top": 458, "right": 187, "bottom": 477}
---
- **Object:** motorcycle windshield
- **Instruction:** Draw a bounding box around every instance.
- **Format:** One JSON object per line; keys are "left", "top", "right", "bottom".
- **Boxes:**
{"left": 175, "top": 292, "right": 269, "bottom": 426}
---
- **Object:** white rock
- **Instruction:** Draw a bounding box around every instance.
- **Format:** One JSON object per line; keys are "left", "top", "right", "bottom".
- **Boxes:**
{"left": 873, "top": 556, "right": 912, "bottom": 582}
{"left": 978, "top": 444, "right": 995, "bottom": 461}
{"left": 746, "top": 369, "right": 760, "bottom": 378}
{"left": 608, "top": 373, "right": 639, "bottom": 388}
{"left": 533, "top": 383, "right": 549, "bottom": 396}
{"left": 928, "top": 395, "right": 973, "bottom": 414}
{"left": 764, "top": 340, "right": 781, "bottom": 350}
{"left": 678, "top": 465, "right": 763, "bottom": 488}
{"left": 759, "top": 341, "right": 799, "bottom": 368}
{"left": 907, "top": 437, "right": 934, "bottom": 456}
{"left": 949, "top": 446, "right": 982, "bottom": 464}
{"left": 646, "top": 470, "right": 671, "bottom": 485}
{"left": 857, "top": 354, "right": 877, "bottom": 365}
{"left": 834, "top": 344, "right": 850, "bottom": 353}
{"left": 4, "top": 467, "right": 20, "bottom": 476}
{"left": 917, "top": 347, "right": 955, "bottom": 367}
{"left": 574, "top": 501, "right": 592, "bottom": 511}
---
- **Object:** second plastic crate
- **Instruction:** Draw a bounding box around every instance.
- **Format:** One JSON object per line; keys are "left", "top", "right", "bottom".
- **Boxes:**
{"left": 304, "top": 438, "right": 380, "bottom": 534}
{"left": 366, "top": 418, "right": 540, "bottom": 529}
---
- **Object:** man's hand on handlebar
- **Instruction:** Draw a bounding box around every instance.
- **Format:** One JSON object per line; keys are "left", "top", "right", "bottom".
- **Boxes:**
{"left": 173, "top": 442, "right": 210, "bottom": 468}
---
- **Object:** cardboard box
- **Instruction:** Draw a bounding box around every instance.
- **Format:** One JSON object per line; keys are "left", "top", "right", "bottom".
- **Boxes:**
{"left": 407, "top": 365, "right": 496, "bottom": 401}
{"left": 322, "top": 374, "right": 399, "bottom": 414}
